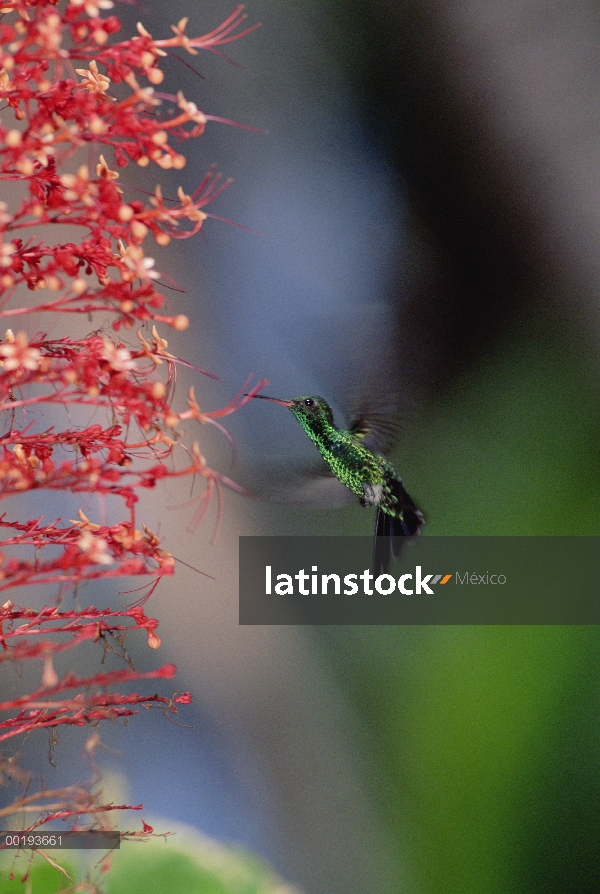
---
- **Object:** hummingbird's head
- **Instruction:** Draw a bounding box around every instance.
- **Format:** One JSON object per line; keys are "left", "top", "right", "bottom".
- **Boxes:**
{"left": 288, "top": 396, "right": 334, "bottom": 427}
{"left": 245, "top": 393, "right": 335, "bottom": 430}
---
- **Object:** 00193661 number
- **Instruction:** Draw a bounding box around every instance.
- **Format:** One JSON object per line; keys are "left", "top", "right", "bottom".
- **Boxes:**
{"left": 0, "top": 831, "right": 121, "bottom": 850}
{"left": 1, "top": 834, "right": 62, "bottom": 848}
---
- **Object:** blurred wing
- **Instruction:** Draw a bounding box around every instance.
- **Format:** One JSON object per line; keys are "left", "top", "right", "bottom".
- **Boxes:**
{"left": 240, "top": 457, "right": 355, "bottom": 507}
{"left": 348, "top": 398, "right": 402, "bottom": 455}
{"left": 333, "top": 313, "right": 410, "bottom": 455}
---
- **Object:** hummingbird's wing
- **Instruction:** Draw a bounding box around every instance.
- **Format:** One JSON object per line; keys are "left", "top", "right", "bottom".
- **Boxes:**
{"left": 240, "top": 457, "right": 355, "bottom": 507}
{"left": 331, "top": 303, "right": 421, "bottom": 457}
{"left": 341, "top": 326, "right": 408, "bottom": 454}
{"left": 348, "top": 400, "right": 402, "bottom": 455}
{"left": 280, "top": 467, "right": 356, "bottom": 506}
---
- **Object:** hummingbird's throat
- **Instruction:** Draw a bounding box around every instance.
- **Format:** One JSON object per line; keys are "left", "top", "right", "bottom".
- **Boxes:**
{"left": 291, "top": 409, "right": 335, "bottom": 447}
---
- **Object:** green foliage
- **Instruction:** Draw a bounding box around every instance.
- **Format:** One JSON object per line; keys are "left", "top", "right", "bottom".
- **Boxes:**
{"left": 0, "top": 860, "right": 76, "bottom": 894}
{"left": 401, "top": 318, "right": 600, "bottom": 537}
{"left": 106, "top": 839, "right": 288, "bottom": 894}
{"left": 0, "top": 835, "right": 295, "bottom": 894}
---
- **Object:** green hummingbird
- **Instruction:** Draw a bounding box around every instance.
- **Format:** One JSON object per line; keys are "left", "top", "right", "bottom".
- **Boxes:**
{"left": 246, "top": 393, "right": 424, "bottom": 572}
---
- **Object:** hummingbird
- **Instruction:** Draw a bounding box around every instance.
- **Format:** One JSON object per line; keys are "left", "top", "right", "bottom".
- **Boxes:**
{"left": 246, "top": 393, "right": 424, "bottom": 573}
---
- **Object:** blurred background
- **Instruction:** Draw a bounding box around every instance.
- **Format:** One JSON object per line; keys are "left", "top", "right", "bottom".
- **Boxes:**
{"left": 5, "top": 1, "right": 600, "bottom": 892}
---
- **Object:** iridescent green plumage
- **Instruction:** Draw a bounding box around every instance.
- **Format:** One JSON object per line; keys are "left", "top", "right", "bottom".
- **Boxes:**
{"left": 248, "top": 393, "right": 424, "bottom": 572}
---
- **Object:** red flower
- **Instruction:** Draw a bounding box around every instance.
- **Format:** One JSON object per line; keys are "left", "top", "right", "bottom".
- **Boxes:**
{"left": 0, "top": 1, "right": 259, "bottom": 871}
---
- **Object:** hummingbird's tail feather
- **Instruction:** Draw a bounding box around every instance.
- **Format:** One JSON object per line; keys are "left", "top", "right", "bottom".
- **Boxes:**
{"left": 390, "top": 478, "right": 425, "bottom": 540}
{"left": 373, "top": 510, "right": 415, "bottom": 574}
{"left": 373, "top": 480, "right": 425, "bottom": 574}
{"left": 373, "top": 508, "right": 392, "bottom": 576}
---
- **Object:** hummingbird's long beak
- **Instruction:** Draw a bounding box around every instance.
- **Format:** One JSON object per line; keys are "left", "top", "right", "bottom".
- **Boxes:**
{"left": 244, "top": 393, "right": 293, "bottom": 407}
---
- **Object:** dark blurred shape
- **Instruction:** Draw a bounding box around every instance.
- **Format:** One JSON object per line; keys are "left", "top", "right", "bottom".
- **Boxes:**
{"left": 350, "top": 0, "right": 600, "bottom": 386}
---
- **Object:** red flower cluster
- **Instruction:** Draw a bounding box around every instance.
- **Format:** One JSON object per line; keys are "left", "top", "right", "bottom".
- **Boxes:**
{"left": 0, "top": 600, "right": 192, "bottom": 745}
{"left": 0, "top": 0, "right": 264, "bottom": 597}
{"left": 0, "top": 0, "right": 261, "bottom": 874}
{"left": 0, "top": 2, "right": 257, "bottom": 321}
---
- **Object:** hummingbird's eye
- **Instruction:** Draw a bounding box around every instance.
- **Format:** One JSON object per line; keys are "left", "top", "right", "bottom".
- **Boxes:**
{"left": 304, "top": 398, "right": 314, "bottom": 408}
